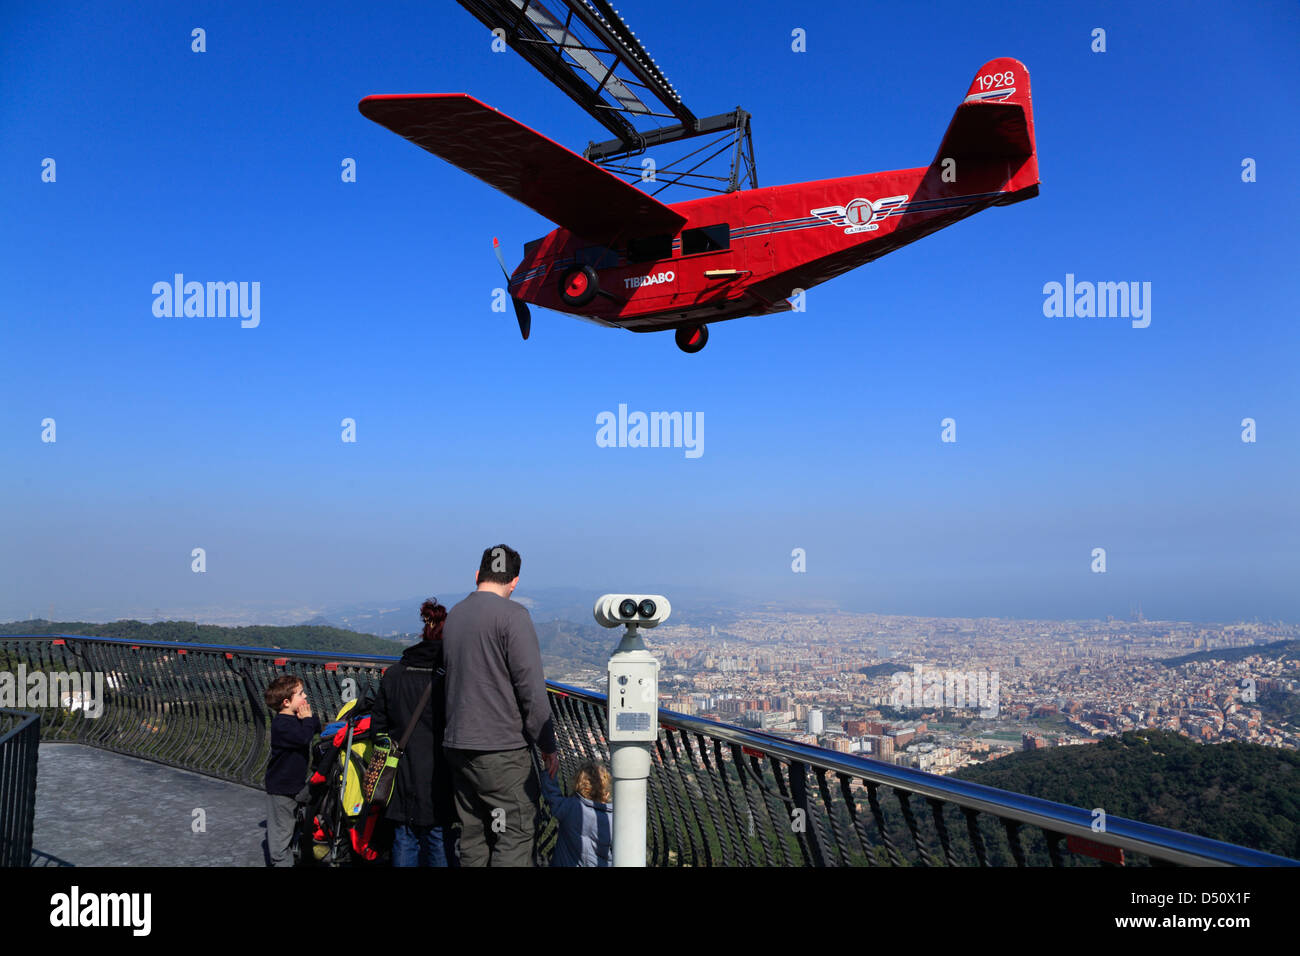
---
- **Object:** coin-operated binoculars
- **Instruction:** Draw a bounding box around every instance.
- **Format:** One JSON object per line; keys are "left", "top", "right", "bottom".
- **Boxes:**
{"left": 593, "top": 594, "right": 669, "bottom": 867}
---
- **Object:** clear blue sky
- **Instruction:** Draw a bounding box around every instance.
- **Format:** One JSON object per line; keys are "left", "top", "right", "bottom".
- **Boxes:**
{"left": 2, "top": 1, "right": 1297, "bottom": 624}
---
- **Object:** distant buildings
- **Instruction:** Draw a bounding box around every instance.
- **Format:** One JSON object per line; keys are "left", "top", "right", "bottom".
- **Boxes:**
{"left": 807, "top": 708, "right": 824, "bottom": 734}
{"left": 636, "top": 610, "right": 1300, "bottom": 760}
{"left": 866, "top": 735, "right": 894, "bottom": 761}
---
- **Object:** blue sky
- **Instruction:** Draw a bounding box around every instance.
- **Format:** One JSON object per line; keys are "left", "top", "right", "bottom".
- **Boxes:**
{"left": 2, "top": 0, "right": 1297, "bottom": 624}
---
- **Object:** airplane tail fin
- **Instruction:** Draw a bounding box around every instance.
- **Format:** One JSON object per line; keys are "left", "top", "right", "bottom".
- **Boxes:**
{"left": 931, "top": 57, "right": 1038, "bottom": 201}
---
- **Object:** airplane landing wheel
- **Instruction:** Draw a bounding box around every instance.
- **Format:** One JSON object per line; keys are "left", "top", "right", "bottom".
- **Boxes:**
{"left": 675, "top": 324, "right": 709, "bottom": 353}
{"left": 558, "top": 265, "right": 598, "bottom": 307}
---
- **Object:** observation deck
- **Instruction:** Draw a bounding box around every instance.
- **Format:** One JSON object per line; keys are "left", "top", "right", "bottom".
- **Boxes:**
{"left": 2, "top": 634, "right": 1294, "bottom": 867}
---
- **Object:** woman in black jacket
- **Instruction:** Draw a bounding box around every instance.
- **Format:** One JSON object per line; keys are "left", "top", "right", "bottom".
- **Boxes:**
{"left": 371, "top": 599, "right": 459, "bottom": 866}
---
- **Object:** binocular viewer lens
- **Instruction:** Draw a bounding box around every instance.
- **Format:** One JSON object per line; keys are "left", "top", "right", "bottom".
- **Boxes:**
{"left": 618, "top": 598, "right": 658, "bottom": 619}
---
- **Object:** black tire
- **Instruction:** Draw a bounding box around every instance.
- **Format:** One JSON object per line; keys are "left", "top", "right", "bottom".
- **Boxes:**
{"left": 291, "top": 802, "right": 310, "bottom": 866}
{"left": 558, "top": 265, "right": 599, "bottom": 307}
{"left": 675, "top": 324, "right": 709, "bottom": 353}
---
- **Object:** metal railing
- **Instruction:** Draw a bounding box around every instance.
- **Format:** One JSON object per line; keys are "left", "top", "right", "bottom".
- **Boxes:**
{"left": 0, "top": 634, "right": 395, "bottom": 788}
{"left": 0, "top": 709, "right": 41, "bottom": 867}
{"left": 1, "top": 633, "right": 1294, "bottom": 867}
{"left": 550, "top": 682, "right": 1299, "bottom": 867}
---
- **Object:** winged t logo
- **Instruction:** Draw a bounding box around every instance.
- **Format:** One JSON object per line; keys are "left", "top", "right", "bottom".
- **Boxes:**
{"left": 964, "top": 86, "right": 1016, "bottom": 103}
{"left": 810, "top": 195, "right": 909, "bottom": 234}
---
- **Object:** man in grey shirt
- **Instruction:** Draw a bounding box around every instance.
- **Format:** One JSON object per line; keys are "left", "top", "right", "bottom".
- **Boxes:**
{"left": 442, "top": 544, "right": 559, "bottom": 866}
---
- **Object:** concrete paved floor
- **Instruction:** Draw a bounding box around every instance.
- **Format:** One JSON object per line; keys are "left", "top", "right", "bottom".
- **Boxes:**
{"left": 31, "top": 743, "right": 268, "bottom": 866}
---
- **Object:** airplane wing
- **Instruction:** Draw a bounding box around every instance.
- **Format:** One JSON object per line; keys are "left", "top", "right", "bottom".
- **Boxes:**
{"left": 358, "top": 93, "right": 686, "bottom": 244}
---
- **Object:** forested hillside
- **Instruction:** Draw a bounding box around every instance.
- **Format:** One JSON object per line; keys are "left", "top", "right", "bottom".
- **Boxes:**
{"left": 955, "top": 729, "right": 1300, "bottom": 860}
{"left": 0, "top": 619, "right": 400, "bottom": 657}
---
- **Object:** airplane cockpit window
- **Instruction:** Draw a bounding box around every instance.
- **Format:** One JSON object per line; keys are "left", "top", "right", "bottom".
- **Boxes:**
{"left": 626, "top": 234, "right": 673, "bottom": 263}
{"left": 577, "top": 246, "right": 620, "bottom": 269}
{"left": 681, "top": 224, "right": 730, "bottom": 255}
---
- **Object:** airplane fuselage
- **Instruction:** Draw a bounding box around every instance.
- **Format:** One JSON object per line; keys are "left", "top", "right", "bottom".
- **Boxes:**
{"left": 510, "top": 158, "right": 1038, "bottom": 334}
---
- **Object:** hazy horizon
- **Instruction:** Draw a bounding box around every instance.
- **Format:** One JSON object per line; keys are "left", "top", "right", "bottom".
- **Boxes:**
{"left": 4, "top": 583, "right": 1294, "bottom": 632}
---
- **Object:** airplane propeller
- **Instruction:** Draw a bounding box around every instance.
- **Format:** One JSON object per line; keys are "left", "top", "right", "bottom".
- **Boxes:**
{"left": 493, "top": 237, "right": 532, "bottom": 340}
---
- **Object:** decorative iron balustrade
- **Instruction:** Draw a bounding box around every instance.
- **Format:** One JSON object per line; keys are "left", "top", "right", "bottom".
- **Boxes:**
{"left": 1, "top": 634, "right": 1293, "bottom": 867}
{"left": 0, "top": 709, "right": 41, "bottom": 867}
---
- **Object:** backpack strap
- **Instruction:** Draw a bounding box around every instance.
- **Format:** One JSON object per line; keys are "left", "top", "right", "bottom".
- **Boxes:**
{"left": 394, "top": 677, "right": 434, "bottom": 754}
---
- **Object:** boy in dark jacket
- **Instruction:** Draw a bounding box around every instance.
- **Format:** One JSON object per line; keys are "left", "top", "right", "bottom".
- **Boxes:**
{"left": 371, "top": 599, "right": 459, "bottom": 866}
{"left": 265, "top": 675, "right": 321, "bottom": 867}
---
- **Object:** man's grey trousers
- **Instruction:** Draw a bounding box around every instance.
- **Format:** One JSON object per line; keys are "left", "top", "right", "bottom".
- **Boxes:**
{"left": 445, "top": 747, "right": 540, "bottom": 867}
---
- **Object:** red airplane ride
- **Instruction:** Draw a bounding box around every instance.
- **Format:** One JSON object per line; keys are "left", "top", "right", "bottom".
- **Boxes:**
{"left": 359, "top": 56, "right": 1038, "bottom": 353}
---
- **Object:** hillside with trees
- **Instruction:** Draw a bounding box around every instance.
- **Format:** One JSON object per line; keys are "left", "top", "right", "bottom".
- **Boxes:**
{"left": 0, "top": 619, "right": 400, "bottom": 657}
{"left": 954, "top": 729, "right": 1300, "bottom": 860}
{"left": 1160, "top": 639, "right": 1300, "bottom": 667}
